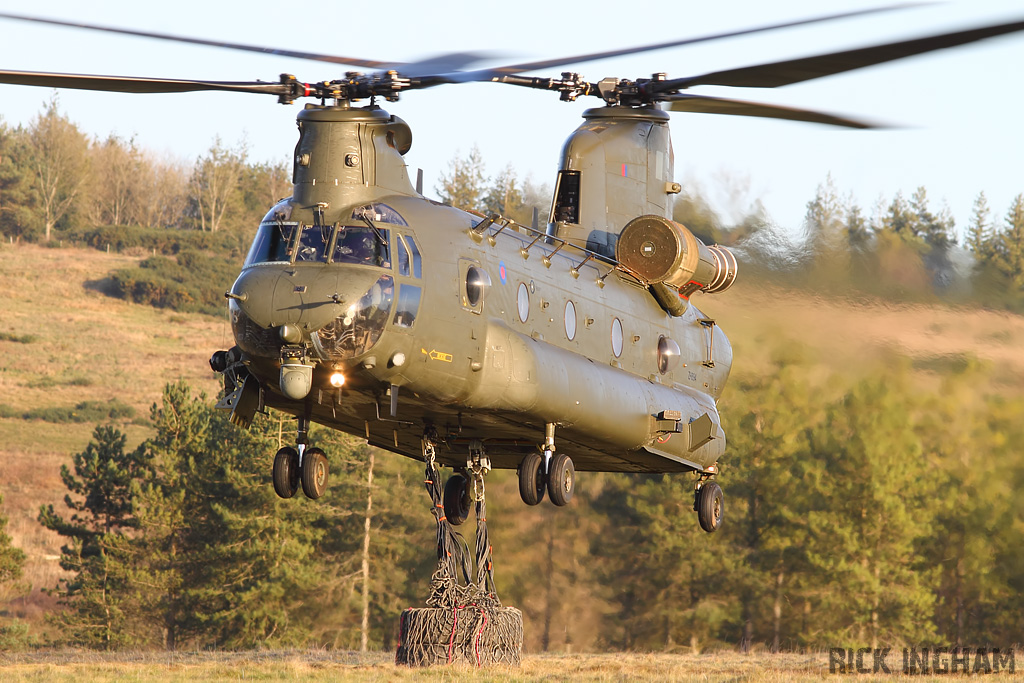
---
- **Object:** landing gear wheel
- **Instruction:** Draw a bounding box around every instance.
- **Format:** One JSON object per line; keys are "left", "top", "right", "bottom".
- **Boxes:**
{"left": 272, "top": 446, "right": 300, "bottom": 499}
{"left": 443, "top": 473, "right": 471, "bottom": 526}
{"left": 518, "top": 452, "right": 546, "bottom": 506}
{"left": 301, "top": 447, "right": 329, "bottom": 500}
{"left": 696, "top": 481, "right": 724, "bottom": 533}
{"left": 547, "top": 453, "right": 575, "bottom": 507}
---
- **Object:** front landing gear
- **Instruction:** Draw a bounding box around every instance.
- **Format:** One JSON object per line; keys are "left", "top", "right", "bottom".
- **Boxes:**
{"left": 301, "top": 447, "right": 329, "bottom": 499}
{"left": 273, "top": 446, "right": 300, "bottom": 498}
{"left": 694, "top": 468, "right": 724, "bottom": 533}
{"left": 517, "top": 452, "right": 546, "bottom": 506}
{"left": 272, "top": 416, "right": 329, "bottom": 501}
{"left": 517, "top": 423, "right": 574, "bottom": 507}
{"left": 547, "top": 453, "right": 575, "bottom": 507}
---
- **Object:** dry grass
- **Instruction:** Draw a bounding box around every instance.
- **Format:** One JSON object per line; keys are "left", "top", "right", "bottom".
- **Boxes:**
{"left": 1, "top": 649, "right": 1015, "bottom": 681}
{"left": 3, "top": 243, "right": 1024, "bottom": 654}
{"left": 706, "top": 281, "right": 1024, "bottom": 408}
{"left": 0, "top": 243, "right": 228, "bottom": 619}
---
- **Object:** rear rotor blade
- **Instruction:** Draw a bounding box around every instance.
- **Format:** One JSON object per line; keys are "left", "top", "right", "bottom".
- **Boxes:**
{"left": 0, "top": 69, "right": 294, "bottom": 97}
{"left": 664, "top": 17, "right": 1024, "bottom": 89}
{"left": 429, "top": 4, "right": 923, "bottom": 84}
{"left": 664, "top": 93, "right": 885, "bottom": 129}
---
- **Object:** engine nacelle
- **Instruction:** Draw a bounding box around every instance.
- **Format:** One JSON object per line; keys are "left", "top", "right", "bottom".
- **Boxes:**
{"left": 616, "top": 215, "right": 738, "bottom": 299}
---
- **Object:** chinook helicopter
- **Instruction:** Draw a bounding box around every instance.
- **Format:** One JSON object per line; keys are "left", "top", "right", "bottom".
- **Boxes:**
{"left": 3, "top": 8, "right": 1023, "bottom": 534}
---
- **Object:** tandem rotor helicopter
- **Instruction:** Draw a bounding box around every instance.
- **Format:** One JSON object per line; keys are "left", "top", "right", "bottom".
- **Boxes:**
{"left": 2, "top": 7, "right": 1022, "bottom": 534}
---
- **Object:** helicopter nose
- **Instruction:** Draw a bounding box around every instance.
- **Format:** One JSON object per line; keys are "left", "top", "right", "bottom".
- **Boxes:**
{"left": 228, "top": 265, "right": 383, "bottom": 335}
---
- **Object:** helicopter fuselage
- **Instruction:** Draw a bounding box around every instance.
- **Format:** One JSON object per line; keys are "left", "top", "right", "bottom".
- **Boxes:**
{"left": 220, "top": 103, "right": 733, "bottom": 474}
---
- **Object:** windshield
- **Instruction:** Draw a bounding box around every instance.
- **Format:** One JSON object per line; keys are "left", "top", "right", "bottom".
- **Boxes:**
{"left": 295, "top": 224, "right": 334, "bottom": 263}
{"left": 333, "top": 226, "right": 391, "bottom": 268}
{"left": 245, "top": 222, "right": 298, "bottom": 266}
{"left": 313, "top": 275, "right": 394, "bottom": 359}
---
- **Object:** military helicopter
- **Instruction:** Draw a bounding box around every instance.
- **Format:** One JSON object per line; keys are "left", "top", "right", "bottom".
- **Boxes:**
{"left": 3, "top": 8, "right": 1023, "bottom": 534}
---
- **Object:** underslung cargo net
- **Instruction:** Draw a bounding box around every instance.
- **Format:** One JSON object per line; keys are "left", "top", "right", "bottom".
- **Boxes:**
{"left": 395, "top": 442, "right": 523, "bottom": 667}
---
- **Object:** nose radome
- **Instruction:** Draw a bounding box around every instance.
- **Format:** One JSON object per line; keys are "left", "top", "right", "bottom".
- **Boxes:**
{"left": 229, "top": 265, "right": 383, "bottom": 333}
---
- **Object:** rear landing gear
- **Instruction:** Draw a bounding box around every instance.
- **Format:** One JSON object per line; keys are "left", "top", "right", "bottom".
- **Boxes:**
{"left": 442, "top": 440, "right": 490, "bottom": 526}
{"left": 695, "top": 478, "right": 723, "bottom": 533}
{"left": 272, "top": 416, "right": 330, "bottom": 501}
{"left": 443, "top": 473, "right": 471, "bottom": 525}
{"left": 517, "top": 423, "right": 574, "bottom": 507}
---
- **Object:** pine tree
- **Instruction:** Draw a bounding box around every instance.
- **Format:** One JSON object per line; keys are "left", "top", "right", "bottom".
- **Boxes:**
{"left": 0, "top": 121, "right": 39, "bottom": 240}
{"left": 482, "top": 163, "right": 526, "bottom": 222}
{"left": 435, "top": 146, "right": 485, "bottom": 211}
{"left": 721, "top": 355, "right": 824, "bottom": 652}
{"left": 38, "top": 425, "right": 152, "bottom": 648}
{"left": 916, "top": 362, "right": 1015, "bottom": 645}
{"left": 801, "top": 373, "right": 939, "bottom": 648}
{"left": 911, "top": 186, "right": 954, "bottom": 251}
{"left": 0, "top": 493, "right": 26, "bottom": 587}
{"left": 967, "top": 192, "right": 992, "bottom": 256}
{"left": 133, "top": 382, "right": 330, "bottom": 648}
{"left": 991, "top": 194, "right": 1024, "bottom": 290}
{"left": 803, "top": 174, "right": 844, "bottom": 255}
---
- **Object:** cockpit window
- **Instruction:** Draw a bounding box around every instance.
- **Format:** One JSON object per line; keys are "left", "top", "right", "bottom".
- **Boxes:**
{"left": 333, "top": 226, "right": 391, "bottom": 268}
{"left": 352, "top": 203, "right": 407, "bottom": 226}
{"left": 245, "top": 222, "right": 298, "bottom": 266}
{"left": 314, "top": 275, "right": 395, "bottom": 359}
{"left": 295, "top": 224, "right": 334, "bottom": 262}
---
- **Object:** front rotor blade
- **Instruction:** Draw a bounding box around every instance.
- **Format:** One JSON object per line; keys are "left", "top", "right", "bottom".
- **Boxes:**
{"left": 0, "top": 12, "right": 495, "bottom": 75}
{"left": 664, "top": 93, "right": 884, "bottom": 128}
{"left": 0, "top": 69, "right": 294, "bottom": 97}
{"left": 0, "top": 11, "right": 398, "bottom": 69}
{"left": 665, "top": 17, "right": 1024, "bottom": 89}
{"left": 427, "top": 4, "right": 922, "bottom": 84}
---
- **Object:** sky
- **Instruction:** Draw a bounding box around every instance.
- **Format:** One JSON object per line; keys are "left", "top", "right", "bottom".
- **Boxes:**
{"left": 0, "top": 0, "right": 1022, "bottom": 237}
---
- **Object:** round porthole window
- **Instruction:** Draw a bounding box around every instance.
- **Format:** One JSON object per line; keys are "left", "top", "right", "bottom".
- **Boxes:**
{"left": 466, "top": 266, "right": 490, "bottom": 307}
{"left": 517, "top": 282, "right": 530, "bottom": 323}
{"left": 658, "top": 336, "right": 681, "bottom": 374}
{"left": 611, "top": 317, "right": 623, "bottom": 357}
{"left": 564, "top": 300, "right": 577, "bottom": 341}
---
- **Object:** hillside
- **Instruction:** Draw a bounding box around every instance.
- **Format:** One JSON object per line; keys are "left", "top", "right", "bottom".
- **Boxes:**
{"left": 0, "top": 243, "right": 226, "bottom": 620}
{"left": 1, "top": 242, "right": 1022, "bottom": 637}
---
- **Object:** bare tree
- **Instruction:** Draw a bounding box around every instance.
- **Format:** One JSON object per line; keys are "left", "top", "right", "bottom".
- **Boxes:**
{"left": 137, "top": 154, "right": 189, "bottom": 229}
{"left": 28, "top": 95, "right": 90, "bottom": 240}
{"left": 188, "top": 137, "right": 246, "bottom": 232}
{"left": 88, "top": 135, "right": 141, "bottom": 227}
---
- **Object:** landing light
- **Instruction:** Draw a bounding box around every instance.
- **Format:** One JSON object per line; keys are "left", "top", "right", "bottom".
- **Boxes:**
{"left": 329, "top": 372, "right": 346, "bottom": 388}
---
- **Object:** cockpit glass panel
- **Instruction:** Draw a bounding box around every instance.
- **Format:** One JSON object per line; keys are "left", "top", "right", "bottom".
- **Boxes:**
{"left": 396, "top": 235, "right": 410, "bottom": 276}
{"left": 245, "top": 222, "right": 297, "bottom": 266}
{"left": 352, "top": 203, "right": 408, "bottom": 226}
{"left": 332, "top": 226, "right": 391, "bottom": 268}
{"left": 407, "top": 237, "right": 422, "bottom": 278}
{"left": 314, "top": 275, "right": 395, "bottom": 359}
{"left": 393, "top": 284, "right": 421, "bottom": 328}
{"left": 295, "top": 224, "right": 334, "bottom": 263}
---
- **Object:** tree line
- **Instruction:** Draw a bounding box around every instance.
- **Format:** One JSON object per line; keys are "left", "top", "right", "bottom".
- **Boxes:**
{"left": 686, "top": 173, "right": 1024, "bottom": 311}
{"left": 0, "top": 96, "right": 289, "bottom": 243}
{"left": 3, "top": 351, "right": 1021, "bottom": 652}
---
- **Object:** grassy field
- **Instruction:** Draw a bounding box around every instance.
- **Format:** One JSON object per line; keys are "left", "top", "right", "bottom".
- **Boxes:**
{"left": 0, "top": 243, "right": 227, "bottom": 628}
{"left": 2, "top": 242, "right": 1023, "bottom": 660}
{"left": 4, "top": 649, "right": 992, "bottom": 682}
